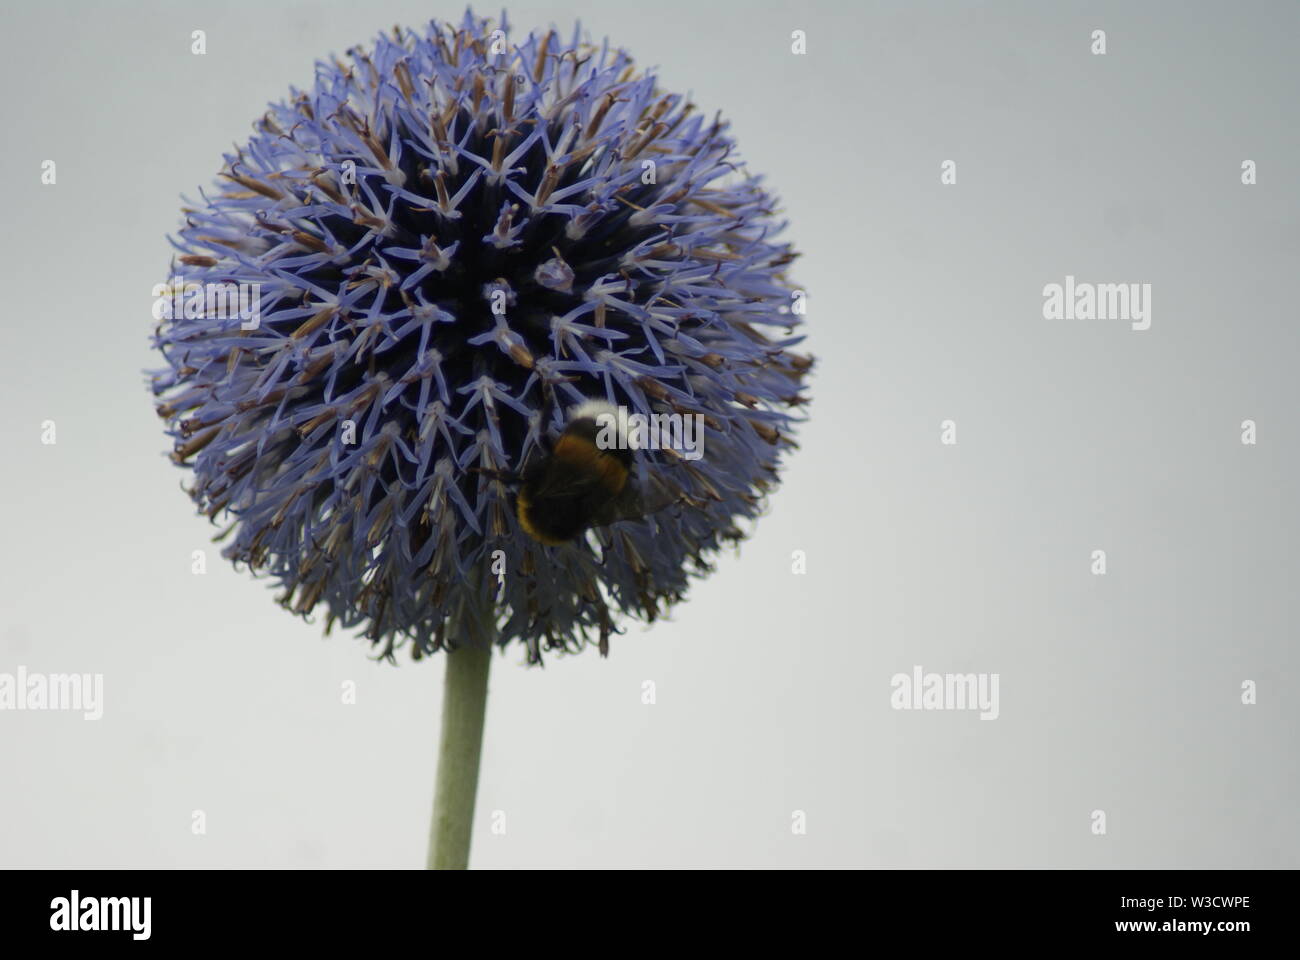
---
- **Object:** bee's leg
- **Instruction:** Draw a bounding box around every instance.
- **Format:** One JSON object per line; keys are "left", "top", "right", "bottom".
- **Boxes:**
{"left": 524, "top": 375, "right": 564, "bottom": 466}
{"left": 537, "top": 377, "right": 560, "bottom": 449}
{"left": 530, "top": 369, "right": 579, "bottom": 453}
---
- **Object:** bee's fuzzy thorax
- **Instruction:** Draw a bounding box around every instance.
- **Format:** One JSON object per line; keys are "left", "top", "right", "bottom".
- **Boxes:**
{"left": 569, "top": 399, "right": 620, "bottom": 424}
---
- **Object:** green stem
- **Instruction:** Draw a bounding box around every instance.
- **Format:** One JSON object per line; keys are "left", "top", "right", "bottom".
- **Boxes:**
{"left": 427, "top": 639, "right": 492, "bottom": 870}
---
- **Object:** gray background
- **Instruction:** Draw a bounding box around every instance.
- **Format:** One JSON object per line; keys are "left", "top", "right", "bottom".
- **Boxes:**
{"left": 0, "top": 0, "right": 1296, "bottom": 868}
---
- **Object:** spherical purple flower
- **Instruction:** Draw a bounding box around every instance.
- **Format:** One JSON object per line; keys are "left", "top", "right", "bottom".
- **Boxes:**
{"left": 151, "top": 10, "right": 810, "bottom": 662}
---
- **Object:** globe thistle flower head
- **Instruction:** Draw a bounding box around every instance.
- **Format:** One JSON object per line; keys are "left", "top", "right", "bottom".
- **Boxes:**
{"left": 151, "top": 10, "right": 810, "bottom": 662}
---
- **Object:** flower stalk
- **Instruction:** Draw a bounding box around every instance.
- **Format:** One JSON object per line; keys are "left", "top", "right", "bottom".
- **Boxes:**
{"left": 427, "top": 617, "right": 494, "bottom": 869}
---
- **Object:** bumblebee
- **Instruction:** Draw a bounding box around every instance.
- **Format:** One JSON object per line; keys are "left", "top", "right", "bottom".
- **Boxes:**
{"left": 491, "top": 400, "right": 681, "bottom": 545}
